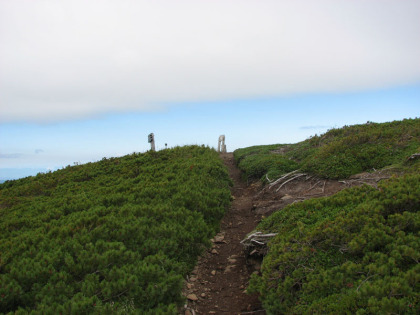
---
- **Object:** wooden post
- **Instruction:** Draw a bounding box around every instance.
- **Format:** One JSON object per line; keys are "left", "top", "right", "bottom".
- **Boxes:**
{"left": 218, "top": 135, "right": 226, "bottom": 153}
{"left": 148, "top": 133, "right": 155, "bottom": 151}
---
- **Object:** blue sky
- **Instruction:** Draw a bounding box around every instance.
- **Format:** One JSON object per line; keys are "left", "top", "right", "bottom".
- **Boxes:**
{"left": 1, "top": 1, "right": 420, "bottom": 180}
{"left": 1, "top": 84, "right": 419, "bottom": 180}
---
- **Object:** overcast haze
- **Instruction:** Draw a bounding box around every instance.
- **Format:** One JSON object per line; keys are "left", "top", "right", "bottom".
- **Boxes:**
{"left": 1, "top": 0, "right": 419, "bottom": 179}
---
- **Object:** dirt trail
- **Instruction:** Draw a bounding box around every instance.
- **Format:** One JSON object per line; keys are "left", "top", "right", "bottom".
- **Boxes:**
{"left": 183, "top": 153, "right": 265, "bottom": 314}
{"left": 182, "top": 153, "right": 362, "bottom": 314}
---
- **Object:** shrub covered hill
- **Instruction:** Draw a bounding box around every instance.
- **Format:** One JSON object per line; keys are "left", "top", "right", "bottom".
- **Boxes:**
{"left": 234, "top": 118, "right": 420, "bottom": 181}
{"left": 0, "top": 146, "right": 232, "bottom": 314}
{"left": 234, "top": 118, "right": 420, "bottom": 314}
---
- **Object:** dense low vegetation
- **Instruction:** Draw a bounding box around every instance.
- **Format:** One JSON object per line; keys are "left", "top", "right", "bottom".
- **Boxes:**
{"left": 235, "top": 118, "right": 420, "bottom": 180}
{"left": 235, "top": 118, "right": 420, "bottom": 314}
{"left": 0, "top": 146, "right": 232, "bottom": 314}
{"left": 249, "top": 169, "right": 420, "bottom": 314}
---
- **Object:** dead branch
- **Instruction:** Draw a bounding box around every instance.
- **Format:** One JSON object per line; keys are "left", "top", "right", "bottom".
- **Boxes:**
{"left": 265, "top": 174, "right": 273, "bottom": 183}
{"left": 306, "top": 180, "right": 322, "bottom": 192}
{"left": 276, "top": 173, "right": 306, "bottom": 192}
{"left": 241, "top": 232, "right": 278, "bottom": 242}
{"left": 268, "top": 170, "right": 299, "bottom": 189}
{"left": 374, "top": 177, "right": 390, "bottom": 182}
{"left": 339, "top": 176, "right": 390, "bottom": 188}
{"left": 321, "top": 180, "right": 326, "bottom": 193}
{"left": 241, "top": 231, "right": 278, "bottom": 256}
{"left": 356, "top": 274, "right": 375, "bottom": 292}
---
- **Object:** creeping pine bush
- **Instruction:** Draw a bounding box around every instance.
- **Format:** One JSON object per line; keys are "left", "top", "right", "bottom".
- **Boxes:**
{"left": 300, "top": 118, "right": 420, "bottom": 178}
{"left": 237, "top": 154, "right": 299, "bottom": 182}
{"left": 0, "top": 146, "right": 232, "bottom": 314}
{"left": 248, "top": 173, "right": 420, "bottom": 314}
{"left": 234, "top": 118, "right": 420, "bottom": 180}
{"left": 233, "top": 144, "right": 284, "bottom": 164}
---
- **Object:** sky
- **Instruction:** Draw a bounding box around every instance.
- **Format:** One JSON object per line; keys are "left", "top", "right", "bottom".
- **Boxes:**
{"left": 1, "top": 0, "right": 419, "bottom": 180}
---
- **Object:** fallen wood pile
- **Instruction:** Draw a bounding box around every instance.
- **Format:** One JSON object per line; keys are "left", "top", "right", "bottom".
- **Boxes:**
{"left": 266, "top": 170, "right": 307, "bottom": 192}
{"left": 240, "top": 231, "right": 277, "bottom": 256}
{"left": 264, "top": 167, "right": 392, "bottom": 194}
{"left": 339, "top": 172, "right": 390, "bottom": 188}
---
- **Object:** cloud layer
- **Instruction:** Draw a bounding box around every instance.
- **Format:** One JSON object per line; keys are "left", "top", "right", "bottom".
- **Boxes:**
{"left": 1, "top": 0, "right": 419, "bottom": 122}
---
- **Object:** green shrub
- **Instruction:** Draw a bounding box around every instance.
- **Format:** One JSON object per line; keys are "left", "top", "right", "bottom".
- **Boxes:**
{"left": 238, "top": 154, "right": 299, "bottom": 182}
{"left": 233, "top": 144, "right": 284, "bottom": 164}
{"left": 234, "top": 118, "right": 420, "bottom": 180}
{"left": 248, "top": 173, "right": 420, "bottom": 314}
{"left": 0, "top": 146, "right": 232, "bottom": 314}
{"left": 301, "top": 119, "right": 420, "bottom": 178}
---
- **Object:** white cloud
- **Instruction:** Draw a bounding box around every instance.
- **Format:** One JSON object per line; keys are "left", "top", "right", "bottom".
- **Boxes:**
{"left": 1, "top": 0, "right": 419, "bottom": 122}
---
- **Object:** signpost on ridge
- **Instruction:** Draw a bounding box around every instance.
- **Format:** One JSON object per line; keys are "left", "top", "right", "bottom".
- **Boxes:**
{"left": 218, "top": 135, "right": 227, "bottom": 153}
{"left": 148, "top": 133, "right": 155, "bottom": 151}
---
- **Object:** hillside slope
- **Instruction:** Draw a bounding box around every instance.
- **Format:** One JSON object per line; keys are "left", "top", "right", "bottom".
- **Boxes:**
{"left": 249, "top": 172, "right": 419, "bottom": 314}
{"left": 235, "top": 118, "right": 420, "bottom": 180}
{"left": 0, "top": 146, "right": 232, "bottom": 314}
{"left": 234, "top": 119, "right": 420, "bottom": 314}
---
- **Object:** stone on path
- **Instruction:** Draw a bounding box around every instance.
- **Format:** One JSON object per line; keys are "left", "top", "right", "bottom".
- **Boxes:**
{"left": 213, "top": 234, "right": 225, "bottom": 243}
{"left": 281, "top": 194, "right": 293, "bottom": 200}
{"left": 187, "top": 294, "right": 198, "bottom": 301}
{"left": 224, "top": 265, "right": 236, "bottom": 273}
